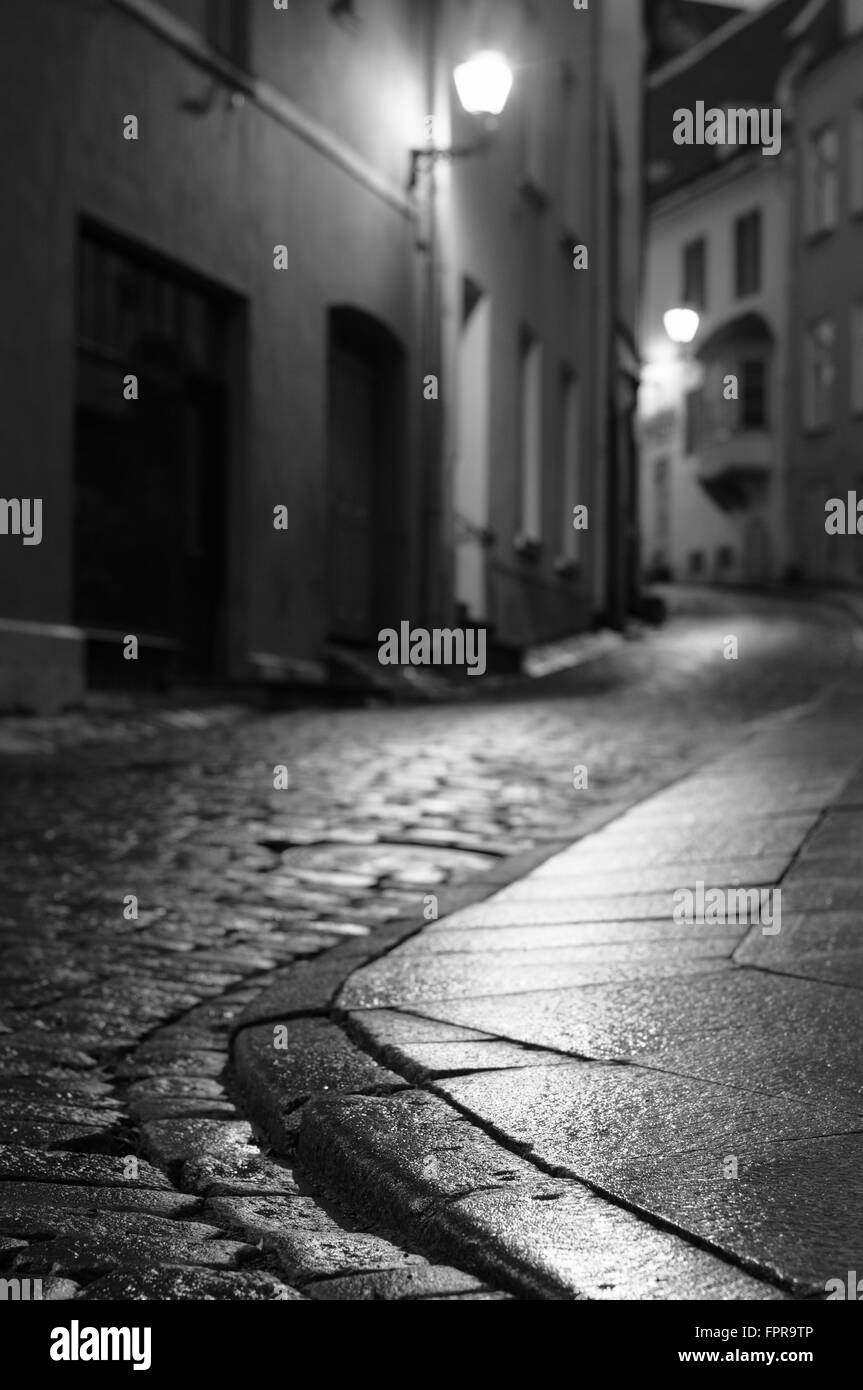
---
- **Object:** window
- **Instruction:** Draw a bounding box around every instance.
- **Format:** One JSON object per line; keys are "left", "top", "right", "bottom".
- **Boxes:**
{"left": 454, "top": 279, "right": 492, "bottom": 618}
{"left": 852, "top": 303, "right": 863, "bottom": 415}
{"left": 716, "top": 546, "right": 734, "bottom": 574}
{"left": 734, "top": 211, "right": 761, "bottom": 298}
{"left": 655, "top": 457, "right": 670, "bottom": 546}
{"left": 682, "top": 238, "right": 707, "bottom": 310}
{"left": 560, "top": 372, "right": 582, "bottom": 559}
{"left": 701, "top": 362, "right": 729, "bottom": 444}
{"left": 77, "top": 226, "right": 227, "bottom": 378}
{"left": 741, "top": 360, "right": 767, "bottom": 429}
{"left": 520, "top": 4, "right": 546, "bottom": 194}
{"left": 206, "top": 0, "right": 249, "bottom": 67}
{"left": 523, "top": 71, "right": 546, "bottom": 192}
{"left": 805, "top": 125, "right": 839, "bottom": 235}
{"left": 803, "top": 318, "right": 835, "bottom": 430}
{"left": 519, "top": 331, "right": 543, "bottom": 542}
{"left": 688, "top": 550, "right": 704, "bottom": 577}
{"left": 852, "top": 103, "right": 863, "bottom": 217}
{"left": 684, "top": 388, "right": 702, "bottom": 454}
{"left": 561, "top": 63, "right": 579, "bottom": 233}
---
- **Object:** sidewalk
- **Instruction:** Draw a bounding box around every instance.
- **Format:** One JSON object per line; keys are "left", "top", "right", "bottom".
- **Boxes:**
{"left": 233, "top": 671, "right": 863, "bottom": 1299}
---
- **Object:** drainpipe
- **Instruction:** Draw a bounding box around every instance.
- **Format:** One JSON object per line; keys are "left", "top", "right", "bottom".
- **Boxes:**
{"left": 588, "top": 1, "right": 611, "bottom": 626}
{"left": 418, "top": 0, "right": 443, "bottom": 627}
{"left": 586, "top": 0, "right": 611, "bottom": 625}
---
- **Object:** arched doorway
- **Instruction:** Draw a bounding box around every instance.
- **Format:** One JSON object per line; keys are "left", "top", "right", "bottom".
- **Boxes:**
{"left": 326, "top": 307, "right": 407, "bottom": 643}
{"left": 73, "top": 222, "right": 234, "bottom": 685}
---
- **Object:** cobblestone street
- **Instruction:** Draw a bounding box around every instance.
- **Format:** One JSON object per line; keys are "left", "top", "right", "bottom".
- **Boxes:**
{"left": 0, "top": 590, "right": 859, "bottom": 1299}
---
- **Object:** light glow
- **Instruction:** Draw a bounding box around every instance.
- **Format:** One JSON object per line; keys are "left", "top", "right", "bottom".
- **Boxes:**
{"left": 663, "top": 308, "right": 701, "bottom": 345}
{"left": 453, "top": 51, "right": 514, "bottom": 117}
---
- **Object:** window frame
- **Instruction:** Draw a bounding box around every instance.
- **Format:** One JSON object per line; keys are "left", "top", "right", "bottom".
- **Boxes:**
{"left": 682, "top": 237, "right": 707, "bottom": 311}
{"left": 851, "top": 301, "right": 863, "bottom": 417}
{"left": 851, "top": 101, "right": 863, "bottom": 219}
{"left": 740, "top": 357, "right": 768, "bottom": 430}
{"left": 734, "top": 209, "right": 762, "bottom": 300}
{"left": 803, "top": 316, "right": 836, "bottom": 432}
{"left": 517, "top": 329, "right": 544, "bottom": 546}
{"left": 205, "top": 0, "right": 250, "bottom": 70}
{"left": 805, "top": 123, "right": 839, "bottom": 238}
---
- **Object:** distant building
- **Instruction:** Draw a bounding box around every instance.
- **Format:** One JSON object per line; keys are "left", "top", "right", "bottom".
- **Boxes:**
{"left": 639, "top": 0, "right": 811, "bottom": 588}
{"left": 786, "top": 0, "right": 863, "bottom": 582}
{"left": 0, "top": 0, "right": 644, "bottom": 711}
{"left": 435, "top": 0, "right": 645, "bottom": 648}
{"left": 644, "top": 0, "right": 744, "bottom": 73}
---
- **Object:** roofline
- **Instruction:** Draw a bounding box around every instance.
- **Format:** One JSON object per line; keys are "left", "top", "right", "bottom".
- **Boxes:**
{"left": 647, "top": 147, "right": 780, "bottom": 221}
{"left": 793, "top": 19, "right": 863, "bottom": 81}
{"left": 786, "top": 0, "right": 832, "bottom": 40}
{"left": 647, "top": 0, "right": 795, "bottom": 90}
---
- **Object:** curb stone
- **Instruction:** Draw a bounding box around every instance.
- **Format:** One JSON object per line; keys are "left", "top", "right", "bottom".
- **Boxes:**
{"left": 295, "top": 1091, "right": 791, "bottom": 1302}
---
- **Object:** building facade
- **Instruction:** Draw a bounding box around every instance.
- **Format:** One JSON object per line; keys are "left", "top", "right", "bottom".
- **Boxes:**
{"left": 640, "top": 154, "right": 794, "bottom": 586}
{"left": 0, "top": 0, "right": 644, "bottom": 711}
{"left": 787, "top": 0, "right": 863, "bottom": 581}
{"left": 639, "top": 0, "right": 816, "bottom": 590}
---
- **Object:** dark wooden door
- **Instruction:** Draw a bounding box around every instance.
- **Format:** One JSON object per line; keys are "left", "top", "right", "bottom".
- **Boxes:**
{"left": 327, "top": 344, "right": 376, "bottom": 641}
{"left": 73, "top": 366, "right": 226, "bottom": 678}
{"left": 74, "top": 226, "right": 232, "bottom": 683}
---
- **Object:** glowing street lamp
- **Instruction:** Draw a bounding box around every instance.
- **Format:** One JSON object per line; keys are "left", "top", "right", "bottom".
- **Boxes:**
{"left": 408, "top": 51, "right": 514, "bottom": 190}
{"left": 663, "top": 307, "right": 700, "bottom": 346}
{"left": 453, "top": 51, "right": 514, "bottom": 118}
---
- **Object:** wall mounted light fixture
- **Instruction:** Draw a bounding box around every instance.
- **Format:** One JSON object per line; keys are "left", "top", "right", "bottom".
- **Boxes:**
{"left": 663, "top": 307, "right": 701, "bottom": 346}
{"left": 408, "top": 51, "right": 513, "bottom": 191}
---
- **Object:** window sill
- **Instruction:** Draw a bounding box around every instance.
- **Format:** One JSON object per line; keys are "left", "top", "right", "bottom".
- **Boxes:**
{"left": 560, "top": 229, "right": 582, "bottom": 260}
{"left": 517, "top": 176, "right": 550, "bottom": 213}
{"left": 514, "top": 534, "right": 543, "bottom": 562}
{"left": 329, "top": 0, "right": 361, "bottom": 33}
{"left": 804, "top": 226, "right": 837, "bottom": 248}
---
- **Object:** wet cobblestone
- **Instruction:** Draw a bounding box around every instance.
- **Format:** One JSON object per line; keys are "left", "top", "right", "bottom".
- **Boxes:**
{"left": 0, "top": 592, "right": 856, "bottom": 1297}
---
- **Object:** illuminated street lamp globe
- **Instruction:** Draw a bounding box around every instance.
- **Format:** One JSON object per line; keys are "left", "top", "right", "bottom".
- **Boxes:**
{"left": 663, "top": 307, "right": 700, "bottom": 346}
{"left": 408, "top": 50, "right": 513, "bottom": 190}
{"left": 453, "top": 51, "right": 514, "bottom": 117}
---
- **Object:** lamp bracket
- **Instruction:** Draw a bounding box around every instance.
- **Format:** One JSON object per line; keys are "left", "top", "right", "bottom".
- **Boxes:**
{"left": 407, "top": 133, "right": 492, "bottom": 191}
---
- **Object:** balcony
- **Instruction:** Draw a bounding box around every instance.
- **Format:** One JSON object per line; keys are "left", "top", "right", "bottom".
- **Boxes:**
{"left": 691, "top": 427, "right": 773, "bottom": 510}
{"left": 688, "top": 310, "right": 775, "bottom": 511}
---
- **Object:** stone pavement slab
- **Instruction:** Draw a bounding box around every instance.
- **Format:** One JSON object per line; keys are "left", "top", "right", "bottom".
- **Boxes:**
{"left": 531, "top": 815, "right": 819, "bottom": 869}
{"left": 418, "top": 893, "right": 691, "bottom": 927}
{"left": 495, "top": 858, "right": 790, "bottom": 898}
{"left": 400, "top": 920, "right": 746, "bottom": 952}
{"left": 435, "top": 1065, "right": 863, "bottom": 1288}
{"left": 735, "top": 910, "right": 863, "bottom": 990}
{"left": 340, "top": 945, "right": 733, "bottom": 1010}
{"left": 798, "top": 811, "right": 863, "bottom": 857}
{"left": 400, "top": 972, "right": 863, "bottom": 1111}
{"left": 312, "top": 690, "right": 863, "bottom": 1296}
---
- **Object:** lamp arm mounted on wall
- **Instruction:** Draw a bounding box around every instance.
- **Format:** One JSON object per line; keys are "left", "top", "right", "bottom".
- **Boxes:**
{"left": 407, "top": 132, "right": 493, "bottom": 192}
